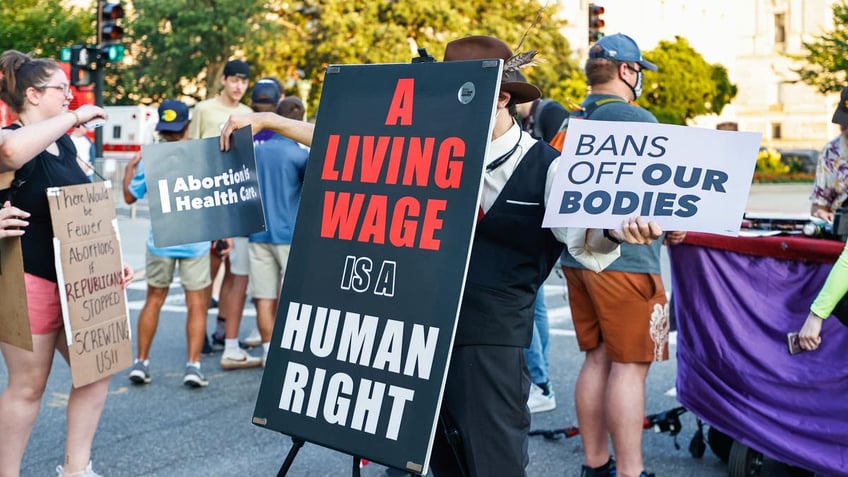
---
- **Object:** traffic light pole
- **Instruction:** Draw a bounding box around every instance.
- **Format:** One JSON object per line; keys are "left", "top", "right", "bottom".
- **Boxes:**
{"left": 94, "top": 68, "right": 104, "bottom": 158}
{"left": 93, "top": 0, "right": 104, "bottom": 158}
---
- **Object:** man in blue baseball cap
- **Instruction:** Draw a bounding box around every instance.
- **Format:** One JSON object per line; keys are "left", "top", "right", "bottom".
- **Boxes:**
{"left": 560, "top": 32, "right": 686, "bottom": 477}
{"left": 123, "top": 99, "right": 219, "bottom": 389}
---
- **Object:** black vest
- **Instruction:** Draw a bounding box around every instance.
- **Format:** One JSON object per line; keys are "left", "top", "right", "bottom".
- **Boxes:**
{"left": 455, "top": 141, "right": 564, "bottom": 347}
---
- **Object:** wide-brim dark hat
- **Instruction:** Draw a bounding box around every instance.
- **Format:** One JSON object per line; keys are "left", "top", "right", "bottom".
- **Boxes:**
{"left": 832, "top": 86, "right": 848, "bottom": 128}
{"left": 443, "top": 35, "right": 541, "bottom": 105}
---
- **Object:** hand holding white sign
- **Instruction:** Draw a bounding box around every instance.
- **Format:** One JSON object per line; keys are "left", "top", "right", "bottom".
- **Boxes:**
{"left": 543, "top": 120, "right": 761, "bottom": 236}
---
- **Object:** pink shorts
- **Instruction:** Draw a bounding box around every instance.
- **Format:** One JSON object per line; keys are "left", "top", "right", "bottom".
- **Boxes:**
{"left": 25, "top": 273, "right": 63, "bottom": 334}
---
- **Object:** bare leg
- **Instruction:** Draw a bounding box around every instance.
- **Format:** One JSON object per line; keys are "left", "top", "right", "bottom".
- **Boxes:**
{"left": 0, "top": 333, "right": 59, "bottom": 477}
{"left": 135, "top": 285, "right": 169, "bottom": 360}
{"left": 254, "top": 298, "right": 278, "bottom": 343}
{"left": 575, "top": 343, "right": 612, "bottom": 468}
{"left": 222, "top": 273, "right": 249, "bottom": 340}
{"left": 607, "top": 362, "right": 650, "bottom": 477}
{"left": 55, "top": 337, "right": 111, "bottom": 475}
{"left": 186, "top": 286, "right": 211, "bottom": 362}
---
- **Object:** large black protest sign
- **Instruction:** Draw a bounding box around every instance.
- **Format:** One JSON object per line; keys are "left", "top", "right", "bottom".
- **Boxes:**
{"left": 144, "top": 127, "right": 265, "bottom": 247}
{"left": 252, "top": 60, "right": 500, "bottom": 474}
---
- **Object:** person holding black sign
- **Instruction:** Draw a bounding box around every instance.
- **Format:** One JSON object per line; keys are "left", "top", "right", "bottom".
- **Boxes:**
{"left": 123, "top": 100, "right": 223, "bottom": 385}
{"left": 0, "top": 50, "right": 133, "bottom": 477}
{"left": 219, "top": 35, "right": 661, "bottom": 477}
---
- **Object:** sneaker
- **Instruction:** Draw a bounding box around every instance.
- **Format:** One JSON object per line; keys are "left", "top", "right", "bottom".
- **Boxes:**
{"left": 56, "top": 460, "right": 102, "bottom": 477}
{"left": 220, "top": 348, "right": 262, "bottom": 369}
{"left": 581, "top": 457, "right": 616, "bottom": 477}
{"left": 243, "top": 328, "right": 262, "bottom": 348}
{"left": 128, "top": 360, "right": 151, "bottom": 384}
{"left": 528, "top": 382, "right": 556, "bottom": 413}
{"left": 183, "top": 364, "right": 209, "bottom": 388}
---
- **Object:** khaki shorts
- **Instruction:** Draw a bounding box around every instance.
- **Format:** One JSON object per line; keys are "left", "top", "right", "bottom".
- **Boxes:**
{"left": 248, "top": 242, "right": 291, "bottom": 299}
{"left": 146, "top": 251, "right": 211, "bottom": 291}
{"left": 562, "top": 266, "right": 669, "bottom": 363}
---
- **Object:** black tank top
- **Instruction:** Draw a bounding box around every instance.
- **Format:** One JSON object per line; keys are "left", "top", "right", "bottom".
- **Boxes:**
{"left": 0, "top": 124, "right": 88, "bottom": 282}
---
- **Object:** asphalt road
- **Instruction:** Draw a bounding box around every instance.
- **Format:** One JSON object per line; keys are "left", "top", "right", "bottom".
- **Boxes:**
{"left": 1, "top": 183, "right": 818, "bottom": 477}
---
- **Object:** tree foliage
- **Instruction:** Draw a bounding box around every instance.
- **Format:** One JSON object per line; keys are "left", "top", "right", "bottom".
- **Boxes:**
{"left": 638, "top": 36, "right": 737, "bottom": 125}
{"left": 0, "top": 0, "right": 92, "bottom": 58}
{"left": 257, "top": 0, "right": 582, "bottom": 114}
{"left": 0, "top": 2, "right": 741, "bottom": 127}
{"left": 794, "top": 0, "right": 848, "bottom": 93}
{"left": 107, "top": 0, "right": 270, "bottom": 105}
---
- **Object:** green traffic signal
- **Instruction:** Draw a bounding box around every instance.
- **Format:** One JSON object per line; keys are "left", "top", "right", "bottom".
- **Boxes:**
{"left": 105, "top": 44, "right": 125, "bottom": 62}
{"left": 60, "top": 47, "right": 72, "bottom": 63}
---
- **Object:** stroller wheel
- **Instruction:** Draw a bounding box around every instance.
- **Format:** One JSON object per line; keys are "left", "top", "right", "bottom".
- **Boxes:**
{"left": 728, "top": 440, "right": 764, "bottom": 477}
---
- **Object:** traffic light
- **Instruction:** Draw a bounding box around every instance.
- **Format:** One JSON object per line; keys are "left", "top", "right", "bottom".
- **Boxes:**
{"left": 99, "top": 1, "right": 124, "bottom": 64}
{"left": 69, "top": 44, "right": 97, "bottom": 87}
{"left": 588, "top": 3, "right": 605, "bottom": 44}
{"left": 99, "top": 2, "right": 124, "bottom": 45}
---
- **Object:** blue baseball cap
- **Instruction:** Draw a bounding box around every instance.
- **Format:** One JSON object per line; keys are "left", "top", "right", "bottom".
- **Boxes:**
{"left": 156, "top": 100, "right": 189, "bottom": 132}
{"left": 589, "top": 33, "right": 657, "bottom": 72}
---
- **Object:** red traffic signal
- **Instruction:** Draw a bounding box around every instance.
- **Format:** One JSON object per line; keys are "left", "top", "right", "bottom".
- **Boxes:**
{"left": 588, "top": 3, "right": 606, "bottom": 44}
{"left": 102, "top": 3, "right": 124, "bottom": 20}
{"left": 99, "top": 2, "right": 125, "bottom": 46}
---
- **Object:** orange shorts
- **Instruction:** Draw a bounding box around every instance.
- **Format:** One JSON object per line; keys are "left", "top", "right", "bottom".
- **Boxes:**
{"left": 25, "top": 273, "right": 64, "bottom": 334}
{"left": 562, "top": 266, "right": 669, "bottom": 363}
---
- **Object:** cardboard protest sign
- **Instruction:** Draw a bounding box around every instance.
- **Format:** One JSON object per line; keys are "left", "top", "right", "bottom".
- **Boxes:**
{"left": 543, "top": 120, "right": 762, "bottom": 236}
{"left": 143, "top": 129, "right": 265, "bottom": 247}
{"left": 252, "top": 60, "right": 500, "bottom": 474}
{"left": 0, "top": 236, "right": 32, "bottom": 350}
{"left": 47, "top": 182, "right": 132, "bottom": 388}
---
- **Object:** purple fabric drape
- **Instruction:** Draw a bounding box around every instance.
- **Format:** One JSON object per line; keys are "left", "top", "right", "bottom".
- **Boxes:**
{"left": 670, "top": 238, "right": 848, "bottom": 476}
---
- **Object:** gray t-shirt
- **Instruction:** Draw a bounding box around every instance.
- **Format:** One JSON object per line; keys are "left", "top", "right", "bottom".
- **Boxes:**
{"left": 559, "top": 94, "right": 664, "bottom": 275}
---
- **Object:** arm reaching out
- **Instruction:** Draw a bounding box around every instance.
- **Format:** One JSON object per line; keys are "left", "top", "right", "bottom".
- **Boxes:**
{"left": 220, "top": 113, "right": 315, "bottom": 151}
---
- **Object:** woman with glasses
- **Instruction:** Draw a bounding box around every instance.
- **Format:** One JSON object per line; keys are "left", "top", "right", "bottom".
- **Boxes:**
{"left": 0, "top": 50, "right": 133, "bottom": 477}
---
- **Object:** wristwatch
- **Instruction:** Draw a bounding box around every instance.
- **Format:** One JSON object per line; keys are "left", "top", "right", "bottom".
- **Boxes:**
{"left": 603, "top": 228, "right": 623, "bottom": 245}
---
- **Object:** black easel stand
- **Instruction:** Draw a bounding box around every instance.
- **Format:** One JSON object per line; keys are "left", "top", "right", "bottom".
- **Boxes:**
{"left": 276, "top": 437, "right": 367, "bottom": 477}
{"left": 277, "top": 437, "right": 304, "bottom": 477}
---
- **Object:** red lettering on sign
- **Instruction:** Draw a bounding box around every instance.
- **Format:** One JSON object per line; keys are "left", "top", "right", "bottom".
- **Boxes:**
{"left": 385, "top": 78, "right": 414, "bottom": 126}
{"left": 321, "top": 191, "right": 364, "bottom": 240}
{"left": 320, "top": 192, "right": 444, "bottom": 250}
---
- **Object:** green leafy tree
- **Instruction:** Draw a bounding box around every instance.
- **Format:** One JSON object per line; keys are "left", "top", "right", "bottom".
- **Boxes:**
{"left": 0, "top": 0, "right": 92, "bottom": 58}
{"left": 107, "top": 0, "right": 270, "bottom": 105}
{"left": 247, "top": 0, "right": 582, "bottom": 116}
{"left": 794, "top": 1, "right": 848, "bottom": 93}
{"left": 639, "top": 36, "right": 737, "bottom": 125}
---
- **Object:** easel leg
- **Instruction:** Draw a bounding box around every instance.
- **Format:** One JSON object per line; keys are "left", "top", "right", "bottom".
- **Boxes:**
{"left": 277, "top": 437, "right": 305, "bottom": 477}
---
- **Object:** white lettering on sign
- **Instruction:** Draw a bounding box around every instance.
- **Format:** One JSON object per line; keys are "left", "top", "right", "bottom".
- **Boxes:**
{"left": 157, "top": 165, "right": 259, "bottom": 214}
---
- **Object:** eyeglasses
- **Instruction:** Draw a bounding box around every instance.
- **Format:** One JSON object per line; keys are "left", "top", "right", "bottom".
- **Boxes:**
{"left": 39, "top": 84, "right": 72, "bottom": 96}
{"left": 624, "top": 64, "right": 642, "bottom": 74}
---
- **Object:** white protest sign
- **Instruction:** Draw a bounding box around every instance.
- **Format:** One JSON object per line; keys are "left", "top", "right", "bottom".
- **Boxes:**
{"left": 543, "top": 120, "right": 762, "bottom": 236}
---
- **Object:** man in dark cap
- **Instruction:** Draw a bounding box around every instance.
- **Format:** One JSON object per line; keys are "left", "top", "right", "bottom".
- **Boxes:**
{"left": 219, "top": 35, "right": 661, "bottom": 476}
{"left": 190, "top": 59, "right": 255, "bottom": 356}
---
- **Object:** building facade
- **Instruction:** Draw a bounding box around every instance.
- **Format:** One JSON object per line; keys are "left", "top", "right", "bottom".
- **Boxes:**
{"left": 558, "top": 0, "right": 842, "bottom": 150}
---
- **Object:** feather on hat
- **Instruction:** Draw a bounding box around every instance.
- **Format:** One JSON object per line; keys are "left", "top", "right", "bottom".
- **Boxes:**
{"left": 443, "top": 35, "right": 541, "bottom": 105}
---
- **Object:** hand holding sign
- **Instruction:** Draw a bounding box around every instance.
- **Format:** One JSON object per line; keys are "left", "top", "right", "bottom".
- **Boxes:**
{"left": 0, "top": 201, "right": 29, "bottom": 238}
